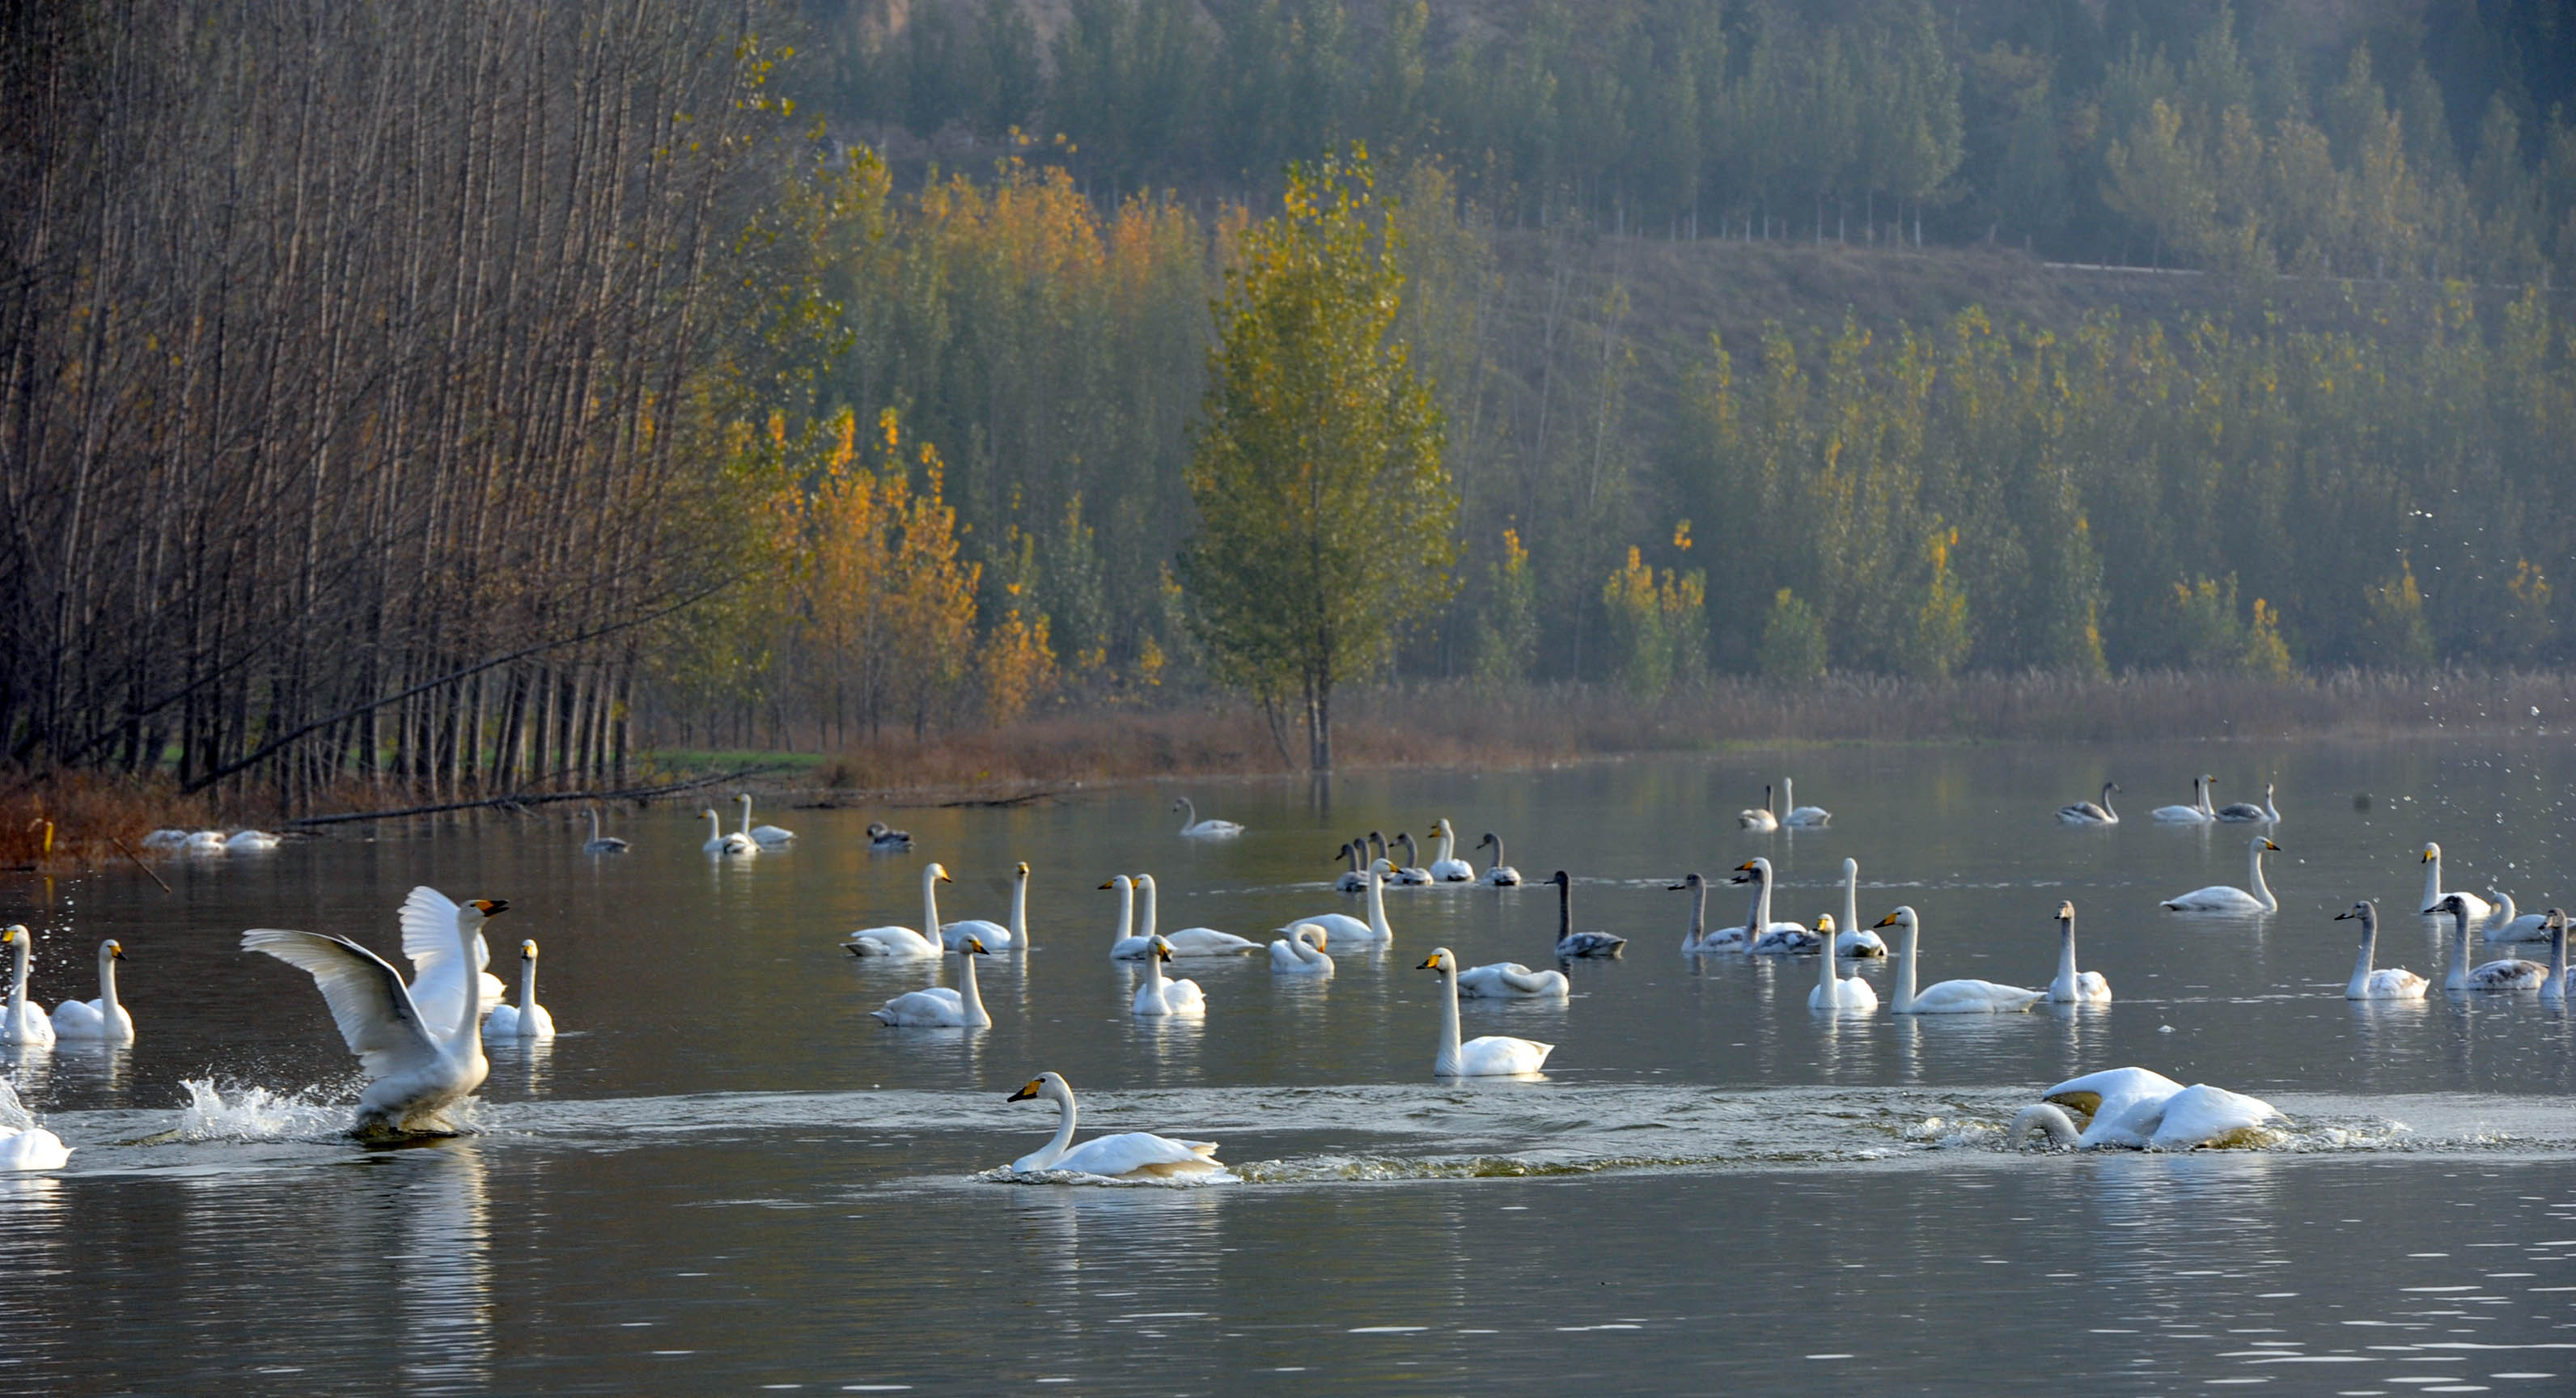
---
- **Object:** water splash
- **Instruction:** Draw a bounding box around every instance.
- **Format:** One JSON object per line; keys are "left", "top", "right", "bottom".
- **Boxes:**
{"left": 0, "top": 1074, "right": 33, "bottom": 1133}
{"left": 172, "top": 1078, "right": 352, "bottom": 1142}
{"left": 972, "top": 1163, "right": 1239, "bottom": 1188}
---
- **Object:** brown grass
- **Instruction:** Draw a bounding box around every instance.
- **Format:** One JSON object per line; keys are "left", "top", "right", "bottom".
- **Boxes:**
{"left": 0, "top": 772, "right": 233, "bottom": 875}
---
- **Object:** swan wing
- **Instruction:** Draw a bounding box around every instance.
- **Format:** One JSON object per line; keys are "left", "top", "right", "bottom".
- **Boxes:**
{"left": 2468, "top": 957, "right": 2545, "bottom": 990}
{"left": 1282, "top": 914, "right": 1372, "bottom": 942}
{"left": 844, "top": 926, "right": 938, "bottom": 958}
{"left": 1455, "top": 1035, "right": 1553, "bottom": 1074}
{"left": 398, "top": 886, "right": 489, "bottom": 1033}
{"left": 2148, "top": 1085, "right": 2283, "bottom": 1150}
{"left": 242, "top": 928, "right": 441, "bottom": 1078}
{"left": 2360, "top": 967, "right": 2428, "bottom": 998}
{"left": 0, "top": 1125, "right": 72, "bottom": 1171}
{"left": 1909, "top": 979, "right": 2044, "bottom": 1013}
{"left": 1166, "top": 929, "right": 1256, "bottom": 955}
{"left": 49, "top": 999, "right": 104, "bottom": 1036}
{"left": 943, "top": 919, "right": 1015, "bottom": 950}
{"left": 2160, "top": 885, "right": 2260, "bottom": 911}
{"left": 1557, "top": 932, "right": 1626, "bottom": 958}
{"left": 1050, "top": 1131, "right": 1223, "bottom": 1178}
{"left": 1834, "top": 929, "right": 1888, "bottom": 956}
{"left": 873, "top": 989, "right": 966, "bottom": 1026}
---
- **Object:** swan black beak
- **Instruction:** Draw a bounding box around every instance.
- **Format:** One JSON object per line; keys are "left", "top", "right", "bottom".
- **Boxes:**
{"left": 1007, "top": 1080, "right": 1042, "bottom": 1102}
{"left": 2420, "top": 904, "right": 2443, "bottom": 915}
{"left": 1099, "top": 879, "right": 1115, "bottom": 890}
{"left": 1416, "top": 955, "right": 1442, "bottom": 971}
{"left": 2263, "top": 840, "right": 2282, "bottom": 852}
{"left": 2333, "top": 908, "right": 2359, "bottom": 921}
{"left": 1667, "top": 882, "right": 1689, "bottom": 891}
{"left": 964, "top": 938, "right": 989, "bottom": 955}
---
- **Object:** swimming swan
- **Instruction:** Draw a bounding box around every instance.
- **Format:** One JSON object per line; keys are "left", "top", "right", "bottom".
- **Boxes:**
{"left": 1832, "top": 858, "right": 1885, "bottom": 956}
{"left": 1172, "top": 798, "right": 1244, "bottom": 839}
{"left": 2331, "top": 901, "right": 2426, "bottom": 1000}
{"left": 2427, "top": 892, "right": 2545, "bottom": 991}
{"left": 2010, "top": 1067, "right": 2285, "bottom": 1150}
{"left": 943, "top": 862, "right": 1030, "bottom": 951}
{"left": 2214, "top": 782, "right": 2279, "bottom": 823}
{"left": 1006, "top": 1071, "right": 1225, "bottom": 1178}
{"left": 1455, "top": 959, "right": 1570, "bottom": 998}
{"left": 701, "top": 808, "right": 757, "bottom": 856}
{"left": 2058, "top": 782, "right": 2121, "bottom": 825}
{"left": 1280, "top": 861, "right": 1395, "bottom": 946}
{"left": 1674, "top": 872, "right": 1717, "bottom": 952}
{"left": 1130, "top": 937, "right": 1207, "bottom": 1018}
{"left": 481, "top": 939, "right": 557, "bottom": 1040}
{"left": 2160, "top": 837, "right": 2281, "bottom": 913}
{"left": 1807, "top": 918, "right": 1879, "bottom": 1011}
{"left": 2478, "top": 889, "right": 2551, "bottom": 945}
{"left": 1875, "top": 906, "right": 2040, "bottom": 1014}
{"left": 1269, "top": 924, "right": 1334, "bottom": 976}
{"left": 226, "top": 828, "right": 283, "bottom": 851}
{"left": 2150, "top": 776, "right": 2217, "bottom": 824}
{"left": 1419, "top": 948, "right": 1554, "bottom": 1075}
{"left": 0, "top": 1123, "right": 70, "bottom": 1170}
{"left": 582, "top": 807, "right": 629, "bottom": 854}
{"left": 2047, "top": 902, "right": 2112, "bottom": 1004}
{"left": 1426, "top": 820, "right": 1477, "bottom": 882}
{"left": 1738, "top": 783, "right": 1779, "bottom": 832}
{"left": 843, "top": 864, "right": 952, "bottom": 960}
{"left": 2418, "top": 844, "right": 2489, "bottom": 926}
{"left": 241, "top": 896, "right": 510, "bottom": 1138}
{"left": 1388, "top": 832, "right": 1434, "bottom": 886}
{"left": 1132, "top": 874, "right": 1256, "bottom": 956}
{"left": 1475, "top": 832, "right": 1523, "bottom": 886}
{"left": 866, "top": 820, "right": 913, "bottom": 849}
{"left": 1333, "top": 842, "right": 1371, "bottom": 893}
{"left": 736, "top": 793, "right": 796, "bottom": 848}
{"left": 1545, "top": 872, "right": 1627, "bottom": 958}
{"left": 397, "top": 887, "right": 508, "bottom": 1016}
{"left": 49, "top": 938, "right": 136, "bottom": 1041}
{"left": 872, "top": 939, "right": 993, "bottom": 1027}
{"left": 2, "top": 926, "right": 55, "bottom": 1045}
{"left": 1782, "top": 777, "right": 1831, "bottom": 828}
{"left": 1727, "top": 858, "right": 1815, "bottom": 953}
{"left": 2541, "top": 913, "right": 2571, "bottom": 1005}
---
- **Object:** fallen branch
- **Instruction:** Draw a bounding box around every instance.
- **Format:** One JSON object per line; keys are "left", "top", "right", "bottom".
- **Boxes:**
{"left": 283, "top": 765, "right": 786, "bottom": 827}
{"left": 108, "top": 835, "right": 173, "bottom": 894}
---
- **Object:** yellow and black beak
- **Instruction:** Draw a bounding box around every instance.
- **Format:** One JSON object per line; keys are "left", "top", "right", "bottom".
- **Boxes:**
{"left": 1007, "top": 1079, "right": 1042, "bottom": 1102}
{"left": 2263, "top": 839, "right": 2282, "bottom": 852}
{"left": 471, "top": 898, "right": 511, "bottom": 917}
{"left": 1099, "top": 879, "right": 1116, "bottom": 890}
{"left": 964, "top": 938, "right": 988, "bottom": 955}
{"left": 1873, "top": 911, "right": 1900, "bottom": 929}
{"left": 1417, "top": 953, "right": 1443, "bottom": 970}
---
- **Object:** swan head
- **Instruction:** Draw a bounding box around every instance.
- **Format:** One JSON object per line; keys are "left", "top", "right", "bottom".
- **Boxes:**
{"left": 1873, "top": 906, "right": 1915, "bottom": 930}
{"left": 2425, "top": 892, "right": 2473, "bottom": 917}
{"left": 1417, "top": 948, "right": 1456, "bottom": 973}
{"left": 2054, "top": 900, "right": 2076, "bottom": 925}
{"left": 1290, "top": 923, "right": 1328, "bottom": 951}
{"left": 1730, "top": 858, "right": 1768, "bottom": 884}
{"left": 961, "top": 937, "right": 989, "bottom": 956}
{"left": 1100, "top": 874, "right": 1131, "bottom": 892}
{"left": 2, "top": 924, "right": 24, "bottom": 947}
{"left": 464, "top": 898, "right": 510, "bottom": 921}
{"left": 2257, "top": 837, "right": 2281, "bottom": 854}
{"left": 867, "top": 821, "right": 888, "bottom": 837}
{"left": 1477, "top": 832, "right": 1498, "bottom": 849}
{"left": 517, "top": 938, "right": 538, "bottom": 960}
{"left": 2421, "top": 843, "right": 2440, "bottom": 862}
{"left": 2335, "top": 900, "right": 2374, "bottom": 926}
{"left": 926, "top": 862, "right": 951, "bottom": 884}
{"left": 1015, "top": 861, "right": 1030, "bottom": 878}
{"left": 1668, "top": 872, "right": 1705, "bottom": 891}
{"left": 1008, "top": 1071, "right": 1070, "bottom": 1104}
{"left": 702, "top": 808, "right": 720, "bottom": 823}
{"left": 1548, "top": 871, "right": 1571, "bottom": 888}
{"left": 1815, "top": 913, "right": 1837, "bottom": 934}
{"left": 1370, "top": 858, "right": 1396, "bottom": 876}
{"left": 1150, "top": 935, "right": 1175, "bottom": 961}
{"left": 105, "top": 938, "right": 125, "bottom": 960}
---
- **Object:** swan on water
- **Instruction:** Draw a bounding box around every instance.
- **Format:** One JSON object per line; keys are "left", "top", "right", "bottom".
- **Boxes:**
{"left": 2046, "top": 901, "right": 2112, "bottom": 1004}
{"left": 2418, "top": 844, "right": 2489, "bottom": 925}
{"left": 2160, "top": 837, "right": 2281, "bottom": 913}
{"left": 1130, "top": 937, "right": 1207, "bottom": 1018}
{"left": 872, "top": 938, "right": 993, "bottom": 1027}
{"left": 1475, "top": 832, "right": 1523, "bottom": 886}
{"left": 1782, "top": 777, "right": 1832, "bottom": 828}
{"left": 2541, "top": 913, "right": 2570, "bottom": 1005}
{"left": 2427, "top": 892, "right": 2546, "bottom": 991}
{"left": 1419, "top": 948, "right": 1554, "bottom": 1075}
{"left": 1455, "top": 958, "right": 1570, "bottom": 998}
{"left": 1101, "top": 875, "right": 1154, "bottom": 959}
{"left": 0, "top": 1075, "right": 70, "bottom": 1170}
{"left": 866, "top": 820, "right": 913, "bottom": 849}
{"left": 701, "top": 808, "right": 757, "bottom": 856}
{"left": 1807, "top": 918, "right": 1878, "bottom": 1011}
{"left": 2214, "top": 782, "right": 2279, "bottom": 824}
{"left": 481, "top": 939, "right": 557, "bottom": 1040}
{"left": 1738, "top": 783, "right": 1779, "bottom": 832}
{"left": 2331, "top": 901, "right": 2426, "bottom": 1000}
{"left": 1386, "top": 832, "right": 1434, "bottom": 886}
{"left": 2010, "top": 1067, "right": 2285, "bottom": 1150}
{"left": 1426, "top": 820, "right": 1477, "bottom": 882}
{"left": 226, "top": 828, "right": 283, "bottom": 851}
{"left": 49, "top": 938, "right": 135, "bottom": 1041}
{"left": 843, "top": 864, "right": 951, "bottom": 960}
{"left": 1172, "top": 798, "right": 1244, "bottom": 839}
{"left": 581, "top": 806, "right": 629, "bottom": 854}
{"left": 736, "top": 793, "right": 796, "bottom": 848}
{"left": 940, "top": 861, "right": 1030, "bottom": 951}
{"left": 241, "top": 896, "right": 510, "bottom": 1138}
{"left": 2150, "top": 775, "right": 2217, "bottom": 824}
{"left": 1876, "top": 906, "right": 2040, "bottom": 1014}
{"left": 140, "top": 828, "right": 189, "bottom": 849}
{"left": 2478, "top": 888, "right": 2552, "bottom": 945}
{"left": 1674, "top": 872, "right": 1717, "bottom": 952}
{"left": 1727, "top": 858, "right": 1815, "bottom": 952}
{"left": 2, "top": 926, "right": 56, "bottom": 1045}
{"left": 1269, "top": 924, "right": 1334, "bottom": 976}
{"left": 1831, "top": 858, "right": 1885, "bottom": 956}
{"left": 183, "top": 829, "right": 230, "bottom": 854}
{"left": 1332, "top": 841, "right": 1371, "bottom": 893}
{"left": 2057, "top": 782, "right": 2121, "bottom": 825}
{"left": 1006, "top": 1071, "right": 1225, "bottom": 1178}
{"left": 1132, "top": 874, "right": 1256, "bottom": 956}
{"left": 1278, "top": 860, "right": 1395, "bottom": 945}
{"left": 1545, "top": 872, "right": 1627, "bottom": 958}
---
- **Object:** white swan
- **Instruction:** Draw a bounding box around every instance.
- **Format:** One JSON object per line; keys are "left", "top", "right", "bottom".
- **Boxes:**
{"left": 241, "top": 896, "right": 509, "bottom": 1138}
{"left": 2047, "top": 901, "right": 2112, "bottom": 1004}
{"left": 1419, "top": 948, "right": 1553, "bottom": 1074}
{"left": 2214, "top": 782, "right": 2279, "bottom": 823}
{"left": 2150, "top": 775, "right": 2217, "bottom": 823}
{"left": 2418, "top": 844, "right": 2489, "bottom": 925}
{"left": 2479, "top": 888, "right": 2551, "bottom": 945}
{"left": 1132, "top": 873, "right": 1256, "bottom": 956}
{"left": 1475, "top": 832, "right": 1522, "bottom": 886}
{"left": 397, "top": 887, "right": 508, "bottom": 1016}
{"left": 1832, "top": 858, "right": 1885, "bottom": 956}
{"left": 1875, "top": 906, "right": 2040, "bottom": 1014}
{"left": 2016, "top": 1067, "right": 2285, "bottom": 1150}
{"left": 2331, "top": 901, "right": 2426, "bottom": 1000}
{"left": 1130, "top": 937, "right": 1207, "bottom": 1018}
{"left": 1172, "top": 798, "right": 1244, "bottom": 839}
{"left": 736, "top": 793, "right": 795, "bottom": 847}
{"left": 2428, "top": 892, "right": 2545, "bottom": 991}
{"left": 1807, "top": 918, "right": 1879, "bottom": 1011}
{"left": 866, "top": 820, "right": 913, "bottom": 849}
{"left": 0, "top": 1123, "right": 70, "bottom": 1170}
{"left": 1100, "top": 875, "right": 1154, "bottom": 959}
{"left": 1279, "top": 861, "right": 1394, "bottom": 945}
{"left": 140, "top": 828, "right": 190, "bottom": 849}
{"left": 2542, "top": 913, "right": 2570, "bottom": 1005}
{"left": 1006, "top": 1071, "right": 1224, "bottom": 1178}
{"left": 2057, "top": 782, "right": 2121, "bottom": 825}
{"left": 2161, "top": 837, "right": 2281, "bottom": 913}
{"left": 482, "top": 940, "right": 557, "bottom": 1040}
{"left": 1269, "top": 924, "right": 1335, "bottom": 976}
{"left": 1782, "top": 777, "right": 1831, "bottom": 827}
{"left": 939, "top": 861, "right": 1029, "bottom": 951}
{"left": 1455, "top": 959, "right": 1570, "bottom": 998}
{"left": 1728, "top": 858, "right": 1815, "bottom": 952}
{"left": 1387, "top": 832, "right": 1434, "bottom": 886}
{"left": 581, "top": 806, "right": 629, "bottom": 854}
{"left": 1738, "top": 783, "right": 1779, "bottom": 832}
{"left": 1544, "top": 871, "right": 1627, "bottom": 958}
{"left": 872, "top": 939, "right": 993, "bottom": 1027}
{"left": 2, "top": 926, "right": 55, "bottom": 1045}
{"left": 843, "top": 864, "right": 951, "bottom": 959}
{"left": 1426, "top": 819, "right": 1477, "bottom": 882}
{"left": 49, "top": 938, "right": 135, "bottom": 1041}
{"left": 182, "top": 829, "right": 229, "bottom": 854}
{"left": 1332, "top": 841, "right": 1371, "bottom": 893}
{"left": 700, "top": 808, "right": 756, "bottom": 856}
{"left": 226, "top": 828, "right": 283, "bottom": 851}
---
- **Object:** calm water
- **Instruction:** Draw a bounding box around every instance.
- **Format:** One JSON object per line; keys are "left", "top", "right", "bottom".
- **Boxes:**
{"left": 6, "top": 742, "right": 2576, "bottom": 1395}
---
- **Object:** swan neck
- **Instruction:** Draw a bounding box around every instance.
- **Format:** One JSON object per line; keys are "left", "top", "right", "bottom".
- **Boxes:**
{"left": 1819, "top": 921, "right": 1841, "bottom": 998}
{"left": 1143, "top": 943, "right": 1166, "bottom": 993}
{"left": 957, "top": 950, "right": 989, "bottom": 1027}
{"left": 739, "top": 794, "right": 753, "bottom": 836}
{"left": 100, "top": 944, "right": 121, "bottom": 1012}
{"left": 517, "top": 954, "right": 536, "bottom": 1013}
{"left": 1841, "top": 864, "right": 1858, "bottom": 935}
{"left": 1112, "top": 880, "right": 1133, "bottom": 947}
{"left": 2347, "top": 917, "right": 2378, "bottom": 998}
{"left": 1176, "top": 799, "right": 1194, "bottom": 833}
{"left": 1895, "top": 920, "right": 1919, "bottom": 1010}
{"left": 1040, "top": 1088, "right": 1078, "bottom": 1167}
{"left": 2055, "top": 921, "right": 2079, "bottom": 996}
{"left": 2101, "top": 783, "right": 2119, "bottom": 820}
{"left": 452, "top": 917, "right": 485, "bottom": 1053}
{"left": 2248, "top": 843, "right": 2276, "bottom": 911}
{"left": 1367, "top": 871, "right": 1390, "bottom": 938}
{"left": 6, "top": 935, "right": 27, "bottom": 1014}
{"left": 2550, "top": 930, "right": 2568, "bottom": 998}
{"left": 1010, "top": 871, "right": 1028, "bottom": 940}
{"left": 2448, "top": 907, "right": 2472, "bottom": 988}
{"left": 1756, "top": 864, "right": 1773, "bottom": 929}
{"left": 1138, "top": 879, "right": 1157, "bottom": 942}
{"left": 922, "top": 869, "right": 947, "bottom": 945}
{"left": 2424, "top": 855, "right": 2443, "bottom": 909}
{"left": 1688, "top": 882, "right": 1707, "bottom": 938}
{"left": 1557, "top": 880, "right": 1573, "bottom": 941}
{"left": 2197, "top": 777, "right": 2214, "bottom": 816}
{"left": 1489, "top": 835, "right": 1506, "bottom": 868}
{"left": 1437, "top": 965, "right": 1462, "bottom": 1073}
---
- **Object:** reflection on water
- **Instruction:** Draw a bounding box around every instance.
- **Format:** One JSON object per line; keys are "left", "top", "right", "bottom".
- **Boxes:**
{"left": 398, "top": 1145, "right": 492, "bottom": 1395}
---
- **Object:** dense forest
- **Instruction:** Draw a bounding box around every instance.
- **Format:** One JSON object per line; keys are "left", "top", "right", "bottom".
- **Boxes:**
{"left": 6, "top": 0, "right": 2576, "bottom": 804}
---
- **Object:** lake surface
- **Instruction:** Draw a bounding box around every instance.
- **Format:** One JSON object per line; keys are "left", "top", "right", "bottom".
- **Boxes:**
{"left": 6, "top": 741, "right": 2576, "bottom": 1394}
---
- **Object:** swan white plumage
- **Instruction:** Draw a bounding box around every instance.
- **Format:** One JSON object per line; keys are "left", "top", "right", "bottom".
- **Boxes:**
{"left": 1332, "top": 841, "right": 1371, "bottom": 893}
{"left": 2057, "top": 782, "right": 2121, "bottom": 825}
{"left": 1131, "top": 873, "right": 1256, "bottom": 956}
{"left": 1172, "top": 798, "right": 1244, "bottom": 839}
{"left": 2160, "top": 837, "right": 2281, "bottom": 913}
{"left": 1419, "top": 948, "right": 1553, "bottom": 1074}
{"left": 2419, "top": 844, "right": 2489, "bottom": 925}
{"left": 0, "top": 1123, "right": 70, "bottom": 1170}
{"left": 48, "top": 938, "right": 134, "bottom": 1041}
{"left": 1545, "top": 871, "right": 1627, "bottom": 958}
{"left": 2428, "top": 892, "right": 2545, "bottom": 991}
{"left": 1832, "top": 858, "right": 1885, "bottom": 956}
{"left": 872, "top": 939, "right": 993, "bottom": 1027}
{"left": 2478, "top": 888, "right": 2551, "bottom": 945}
{"left": 397, "top": 887, "right": 509, "bottom": 1016}
{"left": 2541, "top": 913, "right": 2570, "bottom": 1005}
{"left": 226, "top": 828, "right": 282, "bottom": 851}
{"left": 1006, "top": 1071, "right": 1224, "bottom": 1178}
{"left": 1426, "top": 819, "right": 1477, "bottom": 882}
{"left": 1280, "top": 861, "right": 1395, "bottom": 945}
{"left": 2047, "top": 901, "right": 2112, "bottom": 1004}
{"left": 1455, "top": 959, "right": 1570, "bottom": 998}
{"left": 2331, "top": 901, "right": 2426, "bottom": 1000}
{"left": 1875, "top": 906, "right": 2039, "bottom": 1014}
{"left": 1738, "top": 783, "right": 1779, "bottom": 832}
{"left": 2022, "top": 1067, "right": 2285, "bottom": 1150}
{"left": 942, "top": 861, "right": 1030, "bottom": 951}
{"left": 2214, "top": 782, "right": 2279, "bottom": 823}
{"left": 481, "top": 939, "right": 557, "bottom": 1040}
{"left": 1474, "top": 832, "right": 1523, "bottom": 886}
{"left": 1807, "top": 918, "right": 1878, "bottom": 1011}
{"left": 736, "top": 793, "right": 795, "bottom": 848}
{"left": 182, "top": 829, "right": 229, "bottom": 854}
{"left": 140, "top": 828, "right": 190, "bottom": 849}
{"left": 701, "top": 808, "right": 756, "bottom": 856}
{"left": 1782, "top": 777, "right": 1831, "bottom": 827}
{"left": 1130, "top": 937, "right": 1206, "bottom": 1018}
{"left": 1387, "top": 832, "right": 1434, "bottom": 886}
{"left": 1100, "top": 875, "right": 1154, "bottom": 959}
{"left": 241, "top": 896, "right": 509, "bottom": 1138}
{"left": 581, "top": 806, "right": 629, "bottom": 854}
{"left": 1269, "top": 924, "right": 1335, "bottom": 976}
{"left": 1727, "top": 858, "right": 1816, "bottom": 953}
{"left": 2150, "top": 775, "right": 2216, "bottom": 824}
{"left": 842, "top": 864, "right": 951, "bottom": 960}
{"left": 2, "top": 926, "right": 56, "bottom": 1045}
{"left": 866, "top": 820, "right": 913, "bottom": 849}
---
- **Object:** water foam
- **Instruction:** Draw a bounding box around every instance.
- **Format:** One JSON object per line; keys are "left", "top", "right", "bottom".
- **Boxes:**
{"left": 172, "top": 1078, "right": 354, "bottom": 1142}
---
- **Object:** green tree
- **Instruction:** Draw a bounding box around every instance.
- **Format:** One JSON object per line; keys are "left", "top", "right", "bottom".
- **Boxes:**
{"left": 1180, "top": 147, "right": 1456, "bottom": 769}
{"left": 1759, "top": 589, "right": 1829, "bottom": 682}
